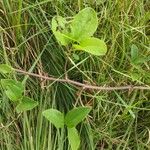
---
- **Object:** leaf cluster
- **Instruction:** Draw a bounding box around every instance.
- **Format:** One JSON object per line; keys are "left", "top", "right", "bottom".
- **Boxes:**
{"left": 52, "top": 7, "right": 107, "bottom": 56}
{"left": 0, "top": 64, "right": 38, "bottom": 113}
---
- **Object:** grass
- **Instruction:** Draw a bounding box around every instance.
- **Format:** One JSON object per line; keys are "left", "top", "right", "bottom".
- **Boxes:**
{"left": 0, "top": 0, "right": 150, "bottom": 149}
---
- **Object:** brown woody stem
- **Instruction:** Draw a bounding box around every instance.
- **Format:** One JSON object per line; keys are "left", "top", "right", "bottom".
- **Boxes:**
{"left": 14, "top": 68, "right": 150, "bottom": 91}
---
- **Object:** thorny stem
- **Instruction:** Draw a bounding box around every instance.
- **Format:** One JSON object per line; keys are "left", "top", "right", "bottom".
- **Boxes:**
{"left": 14, "top": 68, "right": 150, "bottom": 91}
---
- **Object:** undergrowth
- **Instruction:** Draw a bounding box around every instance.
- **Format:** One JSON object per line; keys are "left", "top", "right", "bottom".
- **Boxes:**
{"left": 0, "top": 0, "right": 150, "bottom": 150}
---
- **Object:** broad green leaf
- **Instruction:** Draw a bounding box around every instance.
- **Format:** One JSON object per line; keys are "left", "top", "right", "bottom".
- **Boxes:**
{"left": 52, "top": 16, "right": 71, "bottom": 45}
{"left": 73, "top": 37, "right": 107, "bottom": 56}
{"left": 1, "top": 79, "right": 24, "bottom": 101}
{"left": 0, "top": 64, "right": 12, "bottom": 74}
{"left": 72, "top": 53, "right": 80, "bottom": 61}
{"left": 131, "top": 44, "right": 150, "bottom": 65}
{"left": 133, "top": 56, "right": 150, "bottom": 65}
{"left": 16, "top": 96, "right": 38, "bottom": 113}
{"left": 131, "top": 44, "right": 139, "bottom": 61}
{"left": 42, "top": 109, "right": 64, "bottom": 128}
{"left": 70, "top": 7, "right": 98, "bottom": 41}
{"left": 65, "top": 107, "right": 91, "bottom": 128}
{"left": 68, "top": 127, "right": 80, "bottom": 150}
{"left": 1, "top": 79, "right": 24, "bottom": 90}
{"left": 5, "top": 87, "right": 22, "bottom": 101}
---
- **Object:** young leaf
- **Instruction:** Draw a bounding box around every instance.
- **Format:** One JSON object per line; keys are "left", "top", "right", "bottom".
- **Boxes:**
{"left": 73, "top": 53, "right": 80, "bottom": 61}
{"left": 1, "top": 79, "right": 24, "bottom": 90}
{"left": 52, "top": 16, "right": 71, "bottom": 45}
{"left": 133, "top": 56, "right": 150, "bottom": 65}
{"left": 1, "top": 79, "right": 24, "bottom": 101}
{"left": 16, "top": 96, "right": 38, "bottom": 113}
{"left": 68, "top": 127, "right": 80, "bottom": 150}
{"left": 70, "top": 7, "right": 98, "bottom": 41}
{"left": 73, "top": 37, "right": 107, "bottom": 56}
{"left": 42, "top": 109, "right": 64, "bottom": 128}
{"left": 131, "top": 44, "right": 150, "bottom": 65}
{"left": 0, "top": 64, "right": 12, "bottom": 74}
{"left": 5, "top": 86, "right": 22, "bottom": 101}
{"left": 131, "top": 44, "right": 139, "bottom": 61}
{"left": 65, "top": 106, "right": 91, "bottom": 128}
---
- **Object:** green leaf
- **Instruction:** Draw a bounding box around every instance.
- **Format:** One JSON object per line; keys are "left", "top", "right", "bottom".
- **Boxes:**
{"left": 72, "top": 53, "right": 80, "bottom": 61}
{"left": 0, "top": 64, "right": 12, "bottom": 74}
{"left": 73, "top": 37, "right": 107, "bottom": 56}
{"left": 131, "top": 44, "right": 150, "bottom": 65}
{"left": 1, "top": 79, "right": 24, "bottom": 90}
{"left": 133, "top": 56, "right": 150, "bottom": 65}
{"left": 131, "top": 44, "right": 139, "bottom": 61}
{"left": 5, "top": 87, "right": 22, "bottom": 101}
{"left": 68, "top": 127, "right": 80, "bottom": 150}
{"left": 130, "top": 72, "right": 141, "bottom": 81}
{"left": 70, "top": 7, "right": 98, "bottom": 41}
{"left": 65, "top": 106, "right": 91, "bottom": 128}
{"left": 16, "top": 96, "right": 38, "bottom": 113}
{"left": 42, "top": 109, "right": 64, "bottom": 128}
{"left": 52, "top": 16, "right": 71, "bottom": 45}
{"left": 142, "top": 12, "right": 150, "bottom": 23}
{"left": 1, "top": 79, "right": 24, "bottom": 101}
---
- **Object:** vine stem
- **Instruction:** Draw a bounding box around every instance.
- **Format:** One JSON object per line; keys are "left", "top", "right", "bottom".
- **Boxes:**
{"left": 14, "top": 68, "right": 150, "bottom": 91}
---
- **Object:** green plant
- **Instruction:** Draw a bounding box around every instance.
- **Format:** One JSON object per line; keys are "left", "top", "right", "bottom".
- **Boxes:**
{"left": 42, "top": 107, "right": 91, "bottom": 150}
{"left": 0, "top": 64, "right": 91, "bottom": 150}
{"left": 0, "top": 7, "right": 134, "bottom": 150}
{"left": 52, "top": 7, "right": 107, "bottom": 56}
{"left": 131, "top": 44, "right": 150, "bottom": 65}
{"left": 0, "top": 64, "right": 38, "bottom": 113}
{"left": 1, "top": 1, "right": 150, "bottom": 150}
{"left": 41, "top": 8, "right": 106, "bottom": 149}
